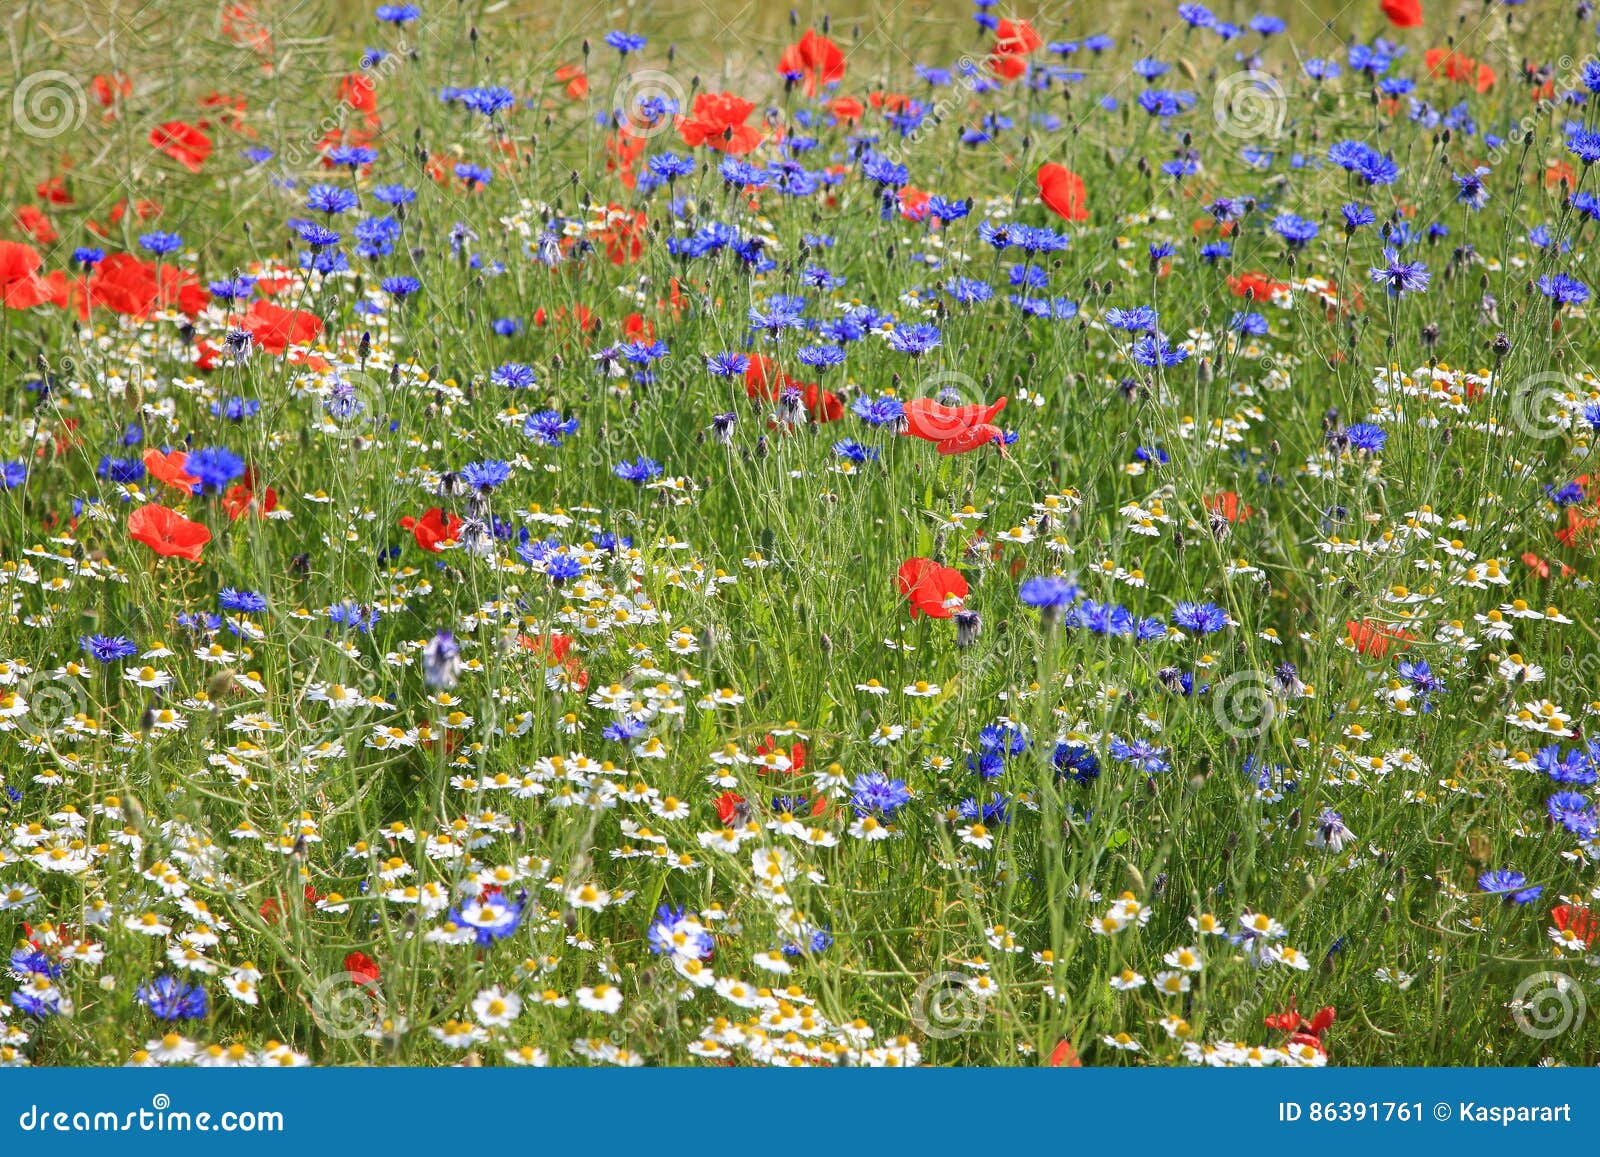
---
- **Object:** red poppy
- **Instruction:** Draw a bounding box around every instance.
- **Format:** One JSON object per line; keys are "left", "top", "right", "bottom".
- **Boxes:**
{"left": 0, "top": 241, "right": 52, "bottom": 310}
{"left": 1228, "top": 270, "right": 1291, "bottom": 301}
{"left": 901, "top": 395, "right": 1008, "bottom": 443}
{"left": 1380, "top": 0, "right": 1423, "bottom": 26}
{"left": 241, "top": 299, "right": 324, "bottom": 354}
{"left": 1346, "top": 618, "right": 1415, "bottom": 657}
{"left": 12, "top": 205, "right": 56, "bottom": 245}
{"left": 1425, "top": 48, "right": 1495, "bottom": 93}
{"left": 755, "top": 735, "right": 807, "bottom": 774}
{"left": 222, "top": 469, "right": 278, "bottom": 521}
{"left": 1037, "top": 163, "right": 1088, "bottom": 222}
{"left": 517, "top": 632, "right": 575, "bottom": 662}
{"left": 1556, "top": 506, "right": 1597, "bottom": 550}
{"left": 1266, "top": 997, "right": 1336, "bottom": 1054}
{"left": 830, "top": 96, "right": 865, "bottom": 123}
{"left": 150, "top": 120, "right": 213, "bottom": 173}
{"left": 91, "top": 73, "right": 132, "bottom": 108}
{"left": 339, "top": 72, "right": 378, "bottom": 114}
{"left": 678, "top": 92, "right": 762, "bottom": 155}
{"left": 993, "top": 19, "right": 1043, "bottom": 56}
{"left": 714, "top": 791, "right": 747, "bottom": 825}
{"left": 555, "top": 64, "right": 588, "bottom": 100}
{"left": 1551, "top": 904, "right": 1596, "bottom": 948}
{"left": 936, "top": 422, "right": 1006, "bottom": 455}
{"left": 343, "top": 951, "right": 382, "bottom": 988}
{"left": 142, "top": 448, "right": 200, "bottom": 492}
{"left": 778, "top": 30, "right": 846, "bottom": 97}
{"left": 128, "top": 504, "right": 211, "bottom": 562}
{"left": 222, "top": 4, "right": 273, "bottom": 55}
{"left": 897, "top": 185, "right": 932, "bottom": 221}
{"left": 35, "top": 176, "right": 72, "bottom": 206}
{"left": 398, "top": 508, "right": 462, "bottom": 552}
{"left": 1046, "top": 1039, "right": 1083, "bottom": 1067}
{"left": 897, "top": 557, "right": 969, "bottom": 619}
{"left": 86, "top": 253, "right": 207, "bottom": 317}
{"left": 1205, "top": 492, "right": 1253, "bottom": 523}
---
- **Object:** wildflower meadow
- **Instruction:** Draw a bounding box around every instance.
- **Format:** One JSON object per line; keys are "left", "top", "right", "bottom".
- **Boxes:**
{"left": 1, "top": 0, "right": 1599, "bottom": 1072}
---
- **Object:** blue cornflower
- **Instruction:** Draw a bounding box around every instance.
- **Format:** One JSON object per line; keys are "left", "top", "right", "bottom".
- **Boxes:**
{"left": 72, "top": 246, "right": 106, "bottom": 266}
{"left": 491, "top": 362, "right": 537, "bottom": 389}
{"left": 852, "top": 395, "right": 904, "bottom": 427}
{"left": 1130, "top": 331, "right": 1190, "bottom": 367}
{"left": 306, "top": 184, "right": 360, "bottom": 214}
{"left": 647, "top": 904, "right": 713, "bottom": 959}
{"left": 1537, "top": 273, "right": 1590, "bottom": 306}
{"left": 136, "top": 975, "right": 208, "bottom": 1020}
{"left": 850, "top": 771, "right": 912, "bottom": 816}
{"left": 372, "top": 184, "right": 417, "bottom": 205}
{"left": 648, "top": 152, "right": 696, "bottom": 180}
{"left": 886, "top": 323, "right": 942, "bottom": 357}
{"left": 208, "top": 397, "right": 259, "bottom": 422}
{"left": 605, "top": 30, "right": 647, "bottom": 54}
{"left": 454, "top": 162, "right": 492, "bottom": 187}
{"left": 1478, "top": 869, "right": 1542, "bottom": 904}
{"left": 1341, "top": 202, "right": 1376, "bottom": 231}
{"left": 523, "top": 410, "right": 579, "bottom": 447}
{"left": 1109, "top": 736, "right": 1171, "bottom": 774}
{"left": 185, "top": 447, "right": 245, "bottom": 493}
{"left": 380, "top": 275, "right": 422, "bottom": 298}
{"left": 80, "top": 635, "right": 138, "bottom": 663}
{"left": 137, "top": 231, "right": 183, "bottom": 256}
{"left": 461, "top": 460, "right": 512, "bottom": 491}
{"left": 375, "top": 3, "right": 421, "bottom": 23}
{"left": 1019, "top": 575, "right": 1078, "bottom": 614}
{"left": 219, "top": 588, "right": 268, "bottom": 613}
{"left": 1053, "top": 742, "right": 1101, "bottom": 785}
{"left": 1105, "top": 305, "right": 1159, "bottom": 331}
{"left": 1271, "top": 212, "right": 1319, "bottom": 247}
{"left": 1230, "top": 311, "right": 1269, "bottom": 336}
{"left": 449, "top": 891, "right": 525, "bottom": 946}
{"left": 1339, "top": 423, "right": 1388, "bottom": 453}
{"left": 614, "top": 457, "right": 663, "bottom": 484}
{"left": 1453, "top": 167, "right": 1490, "bottom": 209}
{"left": 1547, "top": 791, "right": 1597, "bottom": 837}
{"left": 1172, "top": 602, "right": 1229, "bottom": 634}
{"left": 1369, "top": 247, "right": 1430, "bottom": 296}
{"left": 831, "top": 439, "right": 878, "bottom": 462}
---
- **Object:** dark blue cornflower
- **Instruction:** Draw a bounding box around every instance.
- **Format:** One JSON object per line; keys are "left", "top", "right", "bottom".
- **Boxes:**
{"left": 306, "top": 184, "right": 360, "bottom": 214}
{"left": 1453, "top": 167, "right": 1490, "bottom": 209}
{"left": 209, "top": 275, "right": 256, "bottom": 302}
{"left": 327, "top": 602, "right": 380, "bottom": 633}
{"left": 1369, "top": 247, "right": 1430, "bottom": 296}
{"left": 1536, "top": 273, "right": 1590, "bottom": 307}
{"left": 1230, "top": 311, "right": 1269, "bottom": 336}
{"left": 136, "top": 975, "right": 208, "bottom": 1020}
{"left": 1271, "top": 212, "right": 1319, "bottom": 247}
{"left": 491, "top": 362, "right": 537, "bottom": 389}
{"left": 454, "top": 162, "right": 492, "bottom": 187}
{"left": 72, "top": 246, "right": 106, "bottom": 267}
{"left": 1109, "top": 736, "right": 1171, "bottom": 774}
{"left": 614, "top": 457, "right": 663, "bottom": 484}
{"left": 886, "top": 323, "right": 942, "bottom": 357}
{"left": 852, "top": 395, "right": 904, "bottom": 427}
{"left": 219, "top": 588, "right": 268, "bottom": 613}
{"left": 97, "top": 456, "right": 146, "bottom": 484}
{"left": 137, "top": 231, "right": 183, "bottom": 256}
{"left": 380, "top": 276, "right": 421, "bottom": 298}
{"left": 1130, "top": 331, "right": 1190, "bottom": 367}
{"left": 372, "top": 184, "right": 417, "bottom": 206}
{"left": 461, "top": 460, "right": 511, "bottom": 491}
{"left": 1172, "top": 602, "right": 1229, "bottom": 634}
{"left": 523, "top": 410, "right": 579, "bottom": 447}
{"left": 605, "top": 30, "right": 647, "bottom": 54}
{"left": 1019, "top": 575, "right": 1078, "bottom": 614}
{"left": 1341, "top": 202, "right": 1376, "bottom": 231}
{"left": 1053, "top": 742, "right": 1101, "bottom": 785}
{"left": 1547, "top": 791, "right": 1597, "bottom": 837}
{"left": 375, "top": 3, "right": 421, "bottom": 22}
{"left": 705, "top": 352, "right": 749, "bottom": 377}
{"left": 210, "top": 396, "right": 261, "bottom": 422}
{"left": 1478, "top": 869, "right": 1542, "bottom": 904}
{"left": 831, "top": 439, "right": 877, "bottom": 462}
{"left": 648, "top": 152, "right": 696, "bottom": 180}
{"left": 80, "top": 634, "right": 138, "bottom": 663}
{"left": 850, "top": 771, "right": 912, "bottom": 817}
{"left": 185, "top": 447, "right": 245, "bottom": 494}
